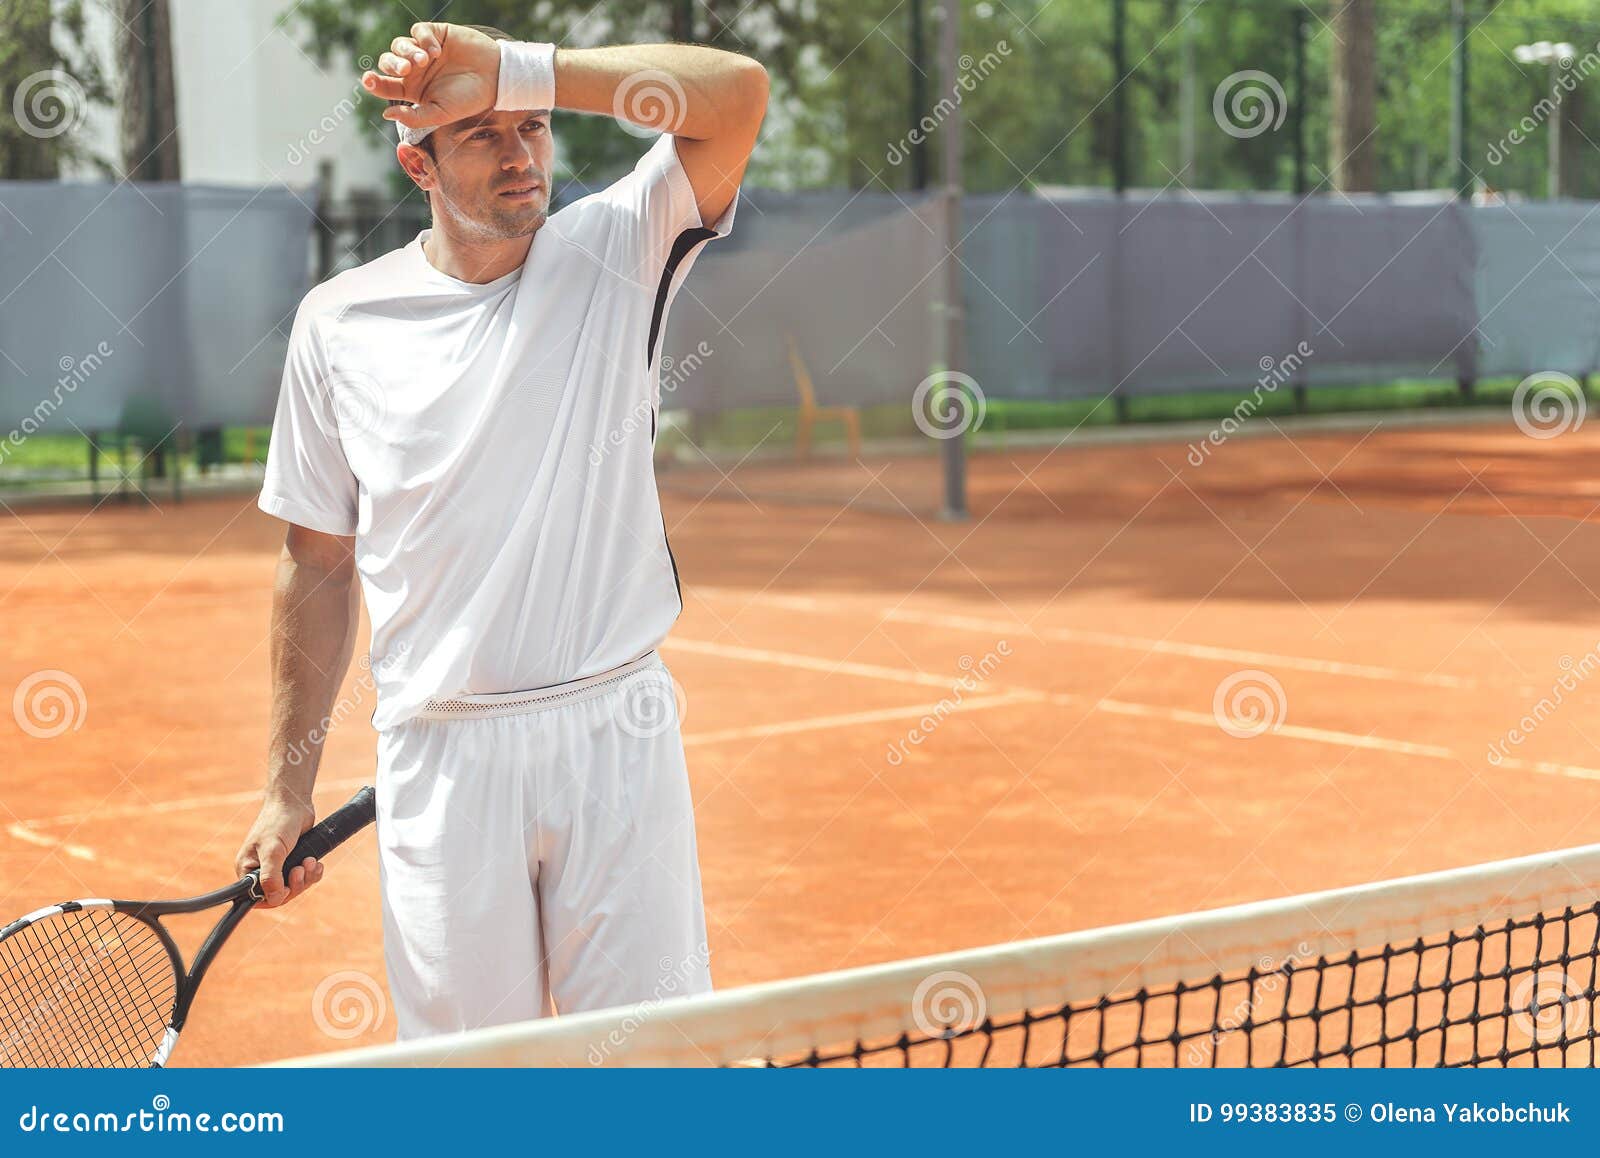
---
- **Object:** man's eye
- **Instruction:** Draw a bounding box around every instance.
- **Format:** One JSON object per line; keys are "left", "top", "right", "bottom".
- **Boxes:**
{"left": 524, "top": 121, "right": 546, "bottom": 134}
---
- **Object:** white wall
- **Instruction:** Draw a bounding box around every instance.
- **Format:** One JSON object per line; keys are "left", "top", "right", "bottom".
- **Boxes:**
{"left": 65, "top": 0, "right": 395, "bottom": 197}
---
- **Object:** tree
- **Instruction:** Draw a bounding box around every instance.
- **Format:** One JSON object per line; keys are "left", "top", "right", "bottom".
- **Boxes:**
{"left": 116, "top": 0, "right": 181, "bottom": 182}
{"left": 1329, "top": 0, "right": 1377, "bottom": 191}
{"left": 0, "top": 0, "right": 111, "bottom": 180}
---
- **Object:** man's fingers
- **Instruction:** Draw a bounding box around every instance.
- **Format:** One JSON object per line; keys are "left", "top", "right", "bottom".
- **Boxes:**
{"left": 277, "top": 858, "right": 324, "bottom": 904}
{"left": 389, "top": 36, "right": 431, "bottom": 66}
{"left": 409, "top": 22, "right": 445, "bottom": 56}
{"left": 381, "top": 101, "right": 447, "bottom": 129}
{"left": 377, "top": 51, "right": 415, "bottom": 77}
{"left": 256, "top": 844, "right": 289, "bottom": 907}
{"left": 362, "top": 72, "right": 407, "bottom": 101}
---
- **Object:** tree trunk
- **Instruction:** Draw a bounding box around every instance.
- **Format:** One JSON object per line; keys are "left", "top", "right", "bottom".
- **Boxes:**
{"left": 1328, "top": 0, "right": 1377, "bottom": 192}
{"left": 0, "top": 0, "right": 62, "bottom": 180}
{"left": 116, "top": 0, "right": 181, "bottom": 182}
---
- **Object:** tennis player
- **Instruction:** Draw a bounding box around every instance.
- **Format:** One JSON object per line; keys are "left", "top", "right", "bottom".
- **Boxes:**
{"left": 238, "top": 23, "right": 766, "bottom": 1039}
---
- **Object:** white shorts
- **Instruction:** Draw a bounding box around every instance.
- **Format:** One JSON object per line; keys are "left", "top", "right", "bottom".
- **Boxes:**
{"left": 373, "top": 653, "right": 711, "bottom": 1040}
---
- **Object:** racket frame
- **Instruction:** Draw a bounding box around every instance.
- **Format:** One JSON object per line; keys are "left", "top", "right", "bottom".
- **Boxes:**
{"left": 0, "top": 785, "right": 375, "bottom": 1068}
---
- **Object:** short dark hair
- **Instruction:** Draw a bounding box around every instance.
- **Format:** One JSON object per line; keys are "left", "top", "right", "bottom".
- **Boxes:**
{"left": 388, "top": 25, "right": 515, "bottom": 159}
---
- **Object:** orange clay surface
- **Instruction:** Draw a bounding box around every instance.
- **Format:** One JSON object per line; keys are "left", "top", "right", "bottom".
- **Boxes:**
{"left": 7, "top": 420, "right": 1600, "bottom": 1065}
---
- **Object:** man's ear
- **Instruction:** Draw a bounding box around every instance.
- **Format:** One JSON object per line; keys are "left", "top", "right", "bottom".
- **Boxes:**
{"left": 396, "top": 143, "right": 434, "bottom": 190}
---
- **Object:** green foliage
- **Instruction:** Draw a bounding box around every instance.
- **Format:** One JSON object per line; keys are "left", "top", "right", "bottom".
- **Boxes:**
{"left": 0, "top": 0, "right": 112, "bottom": 179}
{"left": 12, "top": 0, "right": 1600, "bottom": 197}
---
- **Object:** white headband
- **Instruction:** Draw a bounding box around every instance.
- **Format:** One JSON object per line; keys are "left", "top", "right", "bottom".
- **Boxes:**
{"left": 396, "top": 40, "right": 557, "bottom": 148}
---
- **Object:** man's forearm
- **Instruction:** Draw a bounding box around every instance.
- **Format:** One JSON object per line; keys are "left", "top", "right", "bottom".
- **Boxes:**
{"left": 552, "top": 44, "right": 767, "bottom": 140}
{"left": 265, "top": 548, "right": 359, "bottom": 806}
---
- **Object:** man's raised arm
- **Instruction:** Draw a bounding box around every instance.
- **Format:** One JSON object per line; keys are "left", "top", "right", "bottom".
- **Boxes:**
{"left": 366, "top": 25, "right": 769, "bottom": 226}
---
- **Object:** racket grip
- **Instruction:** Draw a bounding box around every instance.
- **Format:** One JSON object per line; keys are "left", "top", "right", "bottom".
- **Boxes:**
{"left": 281, "top": 786, "right": 377, "bottom": 884}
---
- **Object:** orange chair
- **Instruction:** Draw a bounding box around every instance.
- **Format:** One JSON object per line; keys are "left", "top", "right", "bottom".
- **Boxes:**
{"left": 787, "top": 335, "right": 862, "bottom": 461}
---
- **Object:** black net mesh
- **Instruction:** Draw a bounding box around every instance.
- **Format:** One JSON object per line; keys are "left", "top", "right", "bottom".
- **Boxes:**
{"left": 767, "top": 906, "right": 1600, "bottom": 1068}
{"left": 0, "top": 907, "right": 178, "bottom": 1068}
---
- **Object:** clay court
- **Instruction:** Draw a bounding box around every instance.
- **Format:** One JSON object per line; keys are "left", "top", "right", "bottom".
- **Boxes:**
{"left": 6, "top": 417, "right": 1600, "bottom": 1066}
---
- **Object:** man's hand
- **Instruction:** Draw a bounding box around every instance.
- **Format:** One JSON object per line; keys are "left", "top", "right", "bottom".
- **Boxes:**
{"left": 235, "top": 793, "right": 324, "bottom": 908}
{"left": 363, "top": 23, "right": 501, "bottom": 136}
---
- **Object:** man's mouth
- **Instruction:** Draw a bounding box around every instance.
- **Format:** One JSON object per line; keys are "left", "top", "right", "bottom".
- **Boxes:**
{"left": 498, "top": 183, "right": 542, "bottom": 202}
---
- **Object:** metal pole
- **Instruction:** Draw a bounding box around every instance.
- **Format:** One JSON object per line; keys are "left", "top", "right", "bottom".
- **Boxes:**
{"left": 1550, "top": 59, "right": 1562, "bottom": 198}
{"left": 1178, "top": 0, "right": 1196, "bottom": 180}
{"left": 1110, "top": 0, "right": 1130, "bottom": 424}
{"left": 910, "top": 0, "right": 929, "bottom": 191}
{"left": 1449, "top": 0, "right": 1470, "bottom": 199}
{"left": 938, "top": 0, "right": 967, "bottom": 520}
{"left": 1111, "top": 0, "right": 1128, "bottom": 194}
{"left": 1292, "top": 7, "right": 1307, "bottom": 196}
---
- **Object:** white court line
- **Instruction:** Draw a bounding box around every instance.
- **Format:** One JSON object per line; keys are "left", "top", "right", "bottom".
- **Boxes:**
{"left": 12, "top": 652, "right": 1597, "bottom": 845}
{"left": 693, "top": 587, "right": 1487, "bottom": 691}
{"left": 669, "top": 634, "right": 1600, "bottom": 783}
{"left": 684, "top": 694, "right": 1036, "bottom": 747}
{"left": 16, "top": 775, "right": 372, "bottom": 831}
{"left": 5, "top": 823, "right": 96, "bottom": 861}
{"left": 668, "top": 637, "right": 960, "bottom": 689}
{"left": 1080, "top": 694, "right": 1600, "bottom": 782}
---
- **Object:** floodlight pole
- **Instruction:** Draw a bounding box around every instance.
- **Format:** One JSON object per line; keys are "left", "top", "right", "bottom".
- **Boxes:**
{"left": 1549, "top": 57, "right": 1563, "bottom": 198}
{"left": 938, "top": 0, "right": 968, "bottom": 521}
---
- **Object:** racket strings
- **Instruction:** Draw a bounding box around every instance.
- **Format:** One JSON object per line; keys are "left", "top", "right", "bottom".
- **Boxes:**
{"left": 0, "top": 908, "right": 177, "bottom": 1067}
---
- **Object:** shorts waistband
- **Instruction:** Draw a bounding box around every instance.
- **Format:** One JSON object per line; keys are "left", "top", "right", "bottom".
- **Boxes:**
{"left": 415, "top": 652, "right": 662, "bottom": 720}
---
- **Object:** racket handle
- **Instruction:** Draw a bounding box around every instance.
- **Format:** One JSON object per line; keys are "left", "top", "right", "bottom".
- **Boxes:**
{"left": 281, "top": 786, "right": 377, "bottom": 884}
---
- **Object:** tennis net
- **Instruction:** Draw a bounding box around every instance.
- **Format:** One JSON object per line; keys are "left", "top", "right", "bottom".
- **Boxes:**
{"left": 279, "top": 843, "right": 1600, "bottom": 1068}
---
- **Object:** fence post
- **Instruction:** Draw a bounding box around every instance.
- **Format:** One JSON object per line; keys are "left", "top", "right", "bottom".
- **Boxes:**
{"left": 315, "top": 159, "right": 336, "bottom": 281}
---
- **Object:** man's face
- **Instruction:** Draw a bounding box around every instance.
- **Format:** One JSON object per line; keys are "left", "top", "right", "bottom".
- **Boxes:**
{"left": 406, "top": 108, "right": 554, "bottom": 240}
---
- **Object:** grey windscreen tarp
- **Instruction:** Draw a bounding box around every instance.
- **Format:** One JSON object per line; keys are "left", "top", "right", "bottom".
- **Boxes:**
{"left": 660, "top": 190, "right": 1488, "bottom": 411}
{"left": 1469, "top": 201, "right": 1600, "bottom": 379}
{"left": 0, "top": 182, "right": 313, "bottom": 432}
{"left": 2, "top": 182, "right": 1595, "bottom": 435}
{"left": 659, "top": 190, "right": 942, "bottom": 414}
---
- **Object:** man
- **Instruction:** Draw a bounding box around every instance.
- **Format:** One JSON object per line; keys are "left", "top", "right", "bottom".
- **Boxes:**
{"left": 237, "top": 22, "right": 767, "bottom": 1039}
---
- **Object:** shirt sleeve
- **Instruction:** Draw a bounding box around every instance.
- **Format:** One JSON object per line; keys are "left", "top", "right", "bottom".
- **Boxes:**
{"left": 600, "top": 133, "right": 739, "bottom": 289}
{"left": 257, "top": 301, "right": 359, "bottom": 537}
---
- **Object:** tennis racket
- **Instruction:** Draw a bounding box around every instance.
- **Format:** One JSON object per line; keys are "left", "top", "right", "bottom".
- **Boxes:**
{"left": 0, "top": 785, "right": 376, "bottom": 1068}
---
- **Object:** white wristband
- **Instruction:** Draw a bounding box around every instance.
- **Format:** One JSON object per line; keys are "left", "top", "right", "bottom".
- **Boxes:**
{"left": 496, "top": 41, "right": 557, "bottom": 113}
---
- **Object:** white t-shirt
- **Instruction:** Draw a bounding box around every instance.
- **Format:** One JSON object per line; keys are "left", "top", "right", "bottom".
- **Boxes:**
{"left": 259, "top": 134, "right": 735, "bottom": 731}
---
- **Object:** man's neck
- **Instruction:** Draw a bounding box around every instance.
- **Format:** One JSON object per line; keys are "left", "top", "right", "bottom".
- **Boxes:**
{"left": 421, "top": 222, "right": 538, "bottom": 284}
